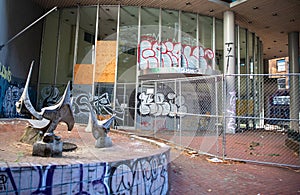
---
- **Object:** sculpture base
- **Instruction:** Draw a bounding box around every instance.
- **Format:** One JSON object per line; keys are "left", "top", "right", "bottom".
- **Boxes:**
{"left": 32, "top": 140, "right": 63, "bottom": 157}
{"left": 95, "top": 137, "right": 112, "bottom": 148}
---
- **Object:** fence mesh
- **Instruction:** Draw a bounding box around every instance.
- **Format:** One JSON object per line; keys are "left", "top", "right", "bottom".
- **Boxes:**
{"left": 139, "top": 74, "right": 300, "bottom": 167}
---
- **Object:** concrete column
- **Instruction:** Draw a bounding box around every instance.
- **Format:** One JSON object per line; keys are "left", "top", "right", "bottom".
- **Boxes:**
{"left": 289, "top": 31, "right": 299, "bottom": 131}
{"left": 223, "top": 11, "right": 236, "bottom": 133}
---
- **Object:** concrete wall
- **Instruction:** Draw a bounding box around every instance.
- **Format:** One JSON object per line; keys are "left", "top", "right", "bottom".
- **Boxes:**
{"left": 0, "top": 0, "right": 43, "bottom": 117}
{"left": 0, "top": 147, "right": 170, "bottom": 194}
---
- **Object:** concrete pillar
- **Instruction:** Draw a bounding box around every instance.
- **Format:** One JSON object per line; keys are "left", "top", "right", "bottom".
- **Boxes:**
{"left": 289, "top": 31, "right": 299, "bottom": 131}
{"left": 223, "top": 11, "right": 236, "bottom": 133}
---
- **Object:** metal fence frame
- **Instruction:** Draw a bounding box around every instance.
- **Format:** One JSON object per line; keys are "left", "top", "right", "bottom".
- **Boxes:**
{"left": 137, "top": 73, "right": 300, "bottom": 168}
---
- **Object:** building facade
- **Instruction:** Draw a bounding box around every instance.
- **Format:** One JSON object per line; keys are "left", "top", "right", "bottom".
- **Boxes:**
{"left": 0, "top": 1, "right": 287, "bottom": 132}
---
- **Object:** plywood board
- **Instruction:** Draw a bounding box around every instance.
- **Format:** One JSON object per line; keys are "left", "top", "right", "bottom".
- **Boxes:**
{"left": 74, "top": 64, "right": 93, "bottom": 84}
{"left": 95, "top": 41, "right": 116, "bottom": 83}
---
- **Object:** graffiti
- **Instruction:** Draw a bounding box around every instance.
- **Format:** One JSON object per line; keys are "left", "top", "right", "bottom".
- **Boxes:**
{"left": 225, "top": 42, "right": 234, "bottom": 73}
{"left": 0, "top": 162, "right": 108, "bottom": 195}
{"left": 0, "top": 62, "right": 12, "bottom": 82}
{"left": 226, "top": 91, "right": 236, "bottom": 133}
{"left": 2, "top": 85, "right": 23, "bottom": 118}
{"left": 39, "top": 86, "right": 61, "bottom": 108}
{"left": 110, "top": 154, "right": 169, "bottom": 195}
{"left": 138, "top": 90, "right": 187, "bottom": 117}
{"left": 0, "top": 152, "right": 169, "bottom": 194}
{"left": 139, "top": 39, "right": 214, "bottom": 70}
{"left": 72, "top": 92, "right": 125, "bottom": 121}
{"left": 0, "top": 174, "right": 7, "bottom": 191}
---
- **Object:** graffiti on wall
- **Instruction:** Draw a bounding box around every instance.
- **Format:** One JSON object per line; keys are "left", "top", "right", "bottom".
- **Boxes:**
{"left": 39, "top": 85, "right": 61, "bottom": 108}
{"left": 0, "top": 153, "right": 169, "bottom": 194}
{"left": 138, "top": 90, "right": 187, "bottom": 118}
{"left": 0, "top": 63, "right": 12, "bottom": 83}
{"left": 72, "top": 92, "right": 125, "bottom": 121}
{"left": 139, "top": 38, "right": 214, "bottom": 70}
{"left": 109, "top": 153, "right": 169, "bottom": 194}
{"left": 2, "top": 85, "right": 23, "bottom": 118}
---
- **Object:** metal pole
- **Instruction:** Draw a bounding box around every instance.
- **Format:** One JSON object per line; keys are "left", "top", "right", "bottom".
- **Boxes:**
{"left": 0, "top": 6, "right": 58, "bottom": 50}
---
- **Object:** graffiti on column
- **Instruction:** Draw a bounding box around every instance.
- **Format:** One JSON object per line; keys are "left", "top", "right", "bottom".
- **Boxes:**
{"left": 137, "top": 90, "right": 187, "bottom": 118}
{"left": 139, "top": 38, "right": 214, "bottom": 70}
{"left": 225, "top": 42, "right": 234, "bottom": 73}
{"left": 226, "top": 91, "right": 237, "bottom": 132}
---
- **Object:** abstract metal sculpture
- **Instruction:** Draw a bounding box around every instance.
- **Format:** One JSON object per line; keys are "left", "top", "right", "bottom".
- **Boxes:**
{"left": 85, "top": 102, "right": 115, "bottom": 148}
{"left": 15, "top": 61, "right": 75, "bottom": 157}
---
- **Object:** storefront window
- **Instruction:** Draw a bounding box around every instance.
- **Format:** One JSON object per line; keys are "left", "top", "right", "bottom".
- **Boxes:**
{"left": 161, "top": 9, "right": 179, "bottom": 67}
{"left": 117, "top": 6, "right": 138, "bottom": 82}
{"left": 139, "top": 7, "right": 160, "bottom": 70}
{"left": 215, "top": 19, "right": 223, "bottom": 72}
{"left": 181, "top": 12, "right": 197, "bottom": 69}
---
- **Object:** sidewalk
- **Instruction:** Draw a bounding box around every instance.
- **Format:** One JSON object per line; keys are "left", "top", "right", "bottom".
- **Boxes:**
{"left": 169, "top": 149, "right": 300, "bottom": 195}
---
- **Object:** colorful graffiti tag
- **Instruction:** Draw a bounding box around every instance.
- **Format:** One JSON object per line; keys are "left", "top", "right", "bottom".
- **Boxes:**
{"left": 139, "top": 39, "right": 214, "bottom": 70}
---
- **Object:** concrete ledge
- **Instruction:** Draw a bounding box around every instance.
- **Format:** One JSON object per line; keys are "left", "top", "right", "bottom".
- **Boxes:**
{"left": 0, "top": 120, "right": 170, "bottom": 195}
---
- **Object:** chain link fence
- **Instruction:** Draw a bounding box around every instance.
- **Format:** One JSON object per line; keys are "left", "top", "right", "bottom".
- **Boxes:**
{"left": 137, "top": 74, "right": 300, "bottom": 168}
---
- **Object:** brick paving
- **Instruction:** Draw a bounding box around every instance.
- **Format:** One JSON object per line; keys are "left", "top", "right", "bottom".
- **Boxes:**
{"left": 169, "top": 149, "right": 300, "bottom": 195}
{"left": 1, "top": 119, "right": 300, "bottom": 195}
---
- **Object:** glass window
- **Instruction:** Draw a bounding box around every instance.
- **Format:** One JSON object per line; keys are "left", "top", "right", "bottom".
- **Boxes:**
{"left": 215, "top": 19, "right": 223, "bottom": 72}
{"left": 199, "top": 15, "right": 214, "bottom": 69}
{"left": 180, "top": 12, "right": 197, "bottom": 69}
{"left": 117, "top": 6, "right": 138, "bottom": 82}
{"left": 76, "top": 6, "right": 97, "bottom": 64}
{"left": 239, "top": 28, "right": 247, "bottom": 74}
{"left": 139, "top": 7, "right": 160, "bottom": 70}
{"left": 161, "top": 9, "right": 179, "bottom": 67}
{"left": 199, "top": 15, "right": 213, "bottom": 49}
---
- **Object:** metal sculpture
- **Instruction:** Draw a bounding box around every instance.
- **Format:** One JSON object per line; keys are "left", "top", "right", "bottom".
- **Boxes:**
{"left": 15, "top": 61, "right": 74, "bottom": 157}
{"left": 85, "top": 102, "right": 115, "bottom": 148}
